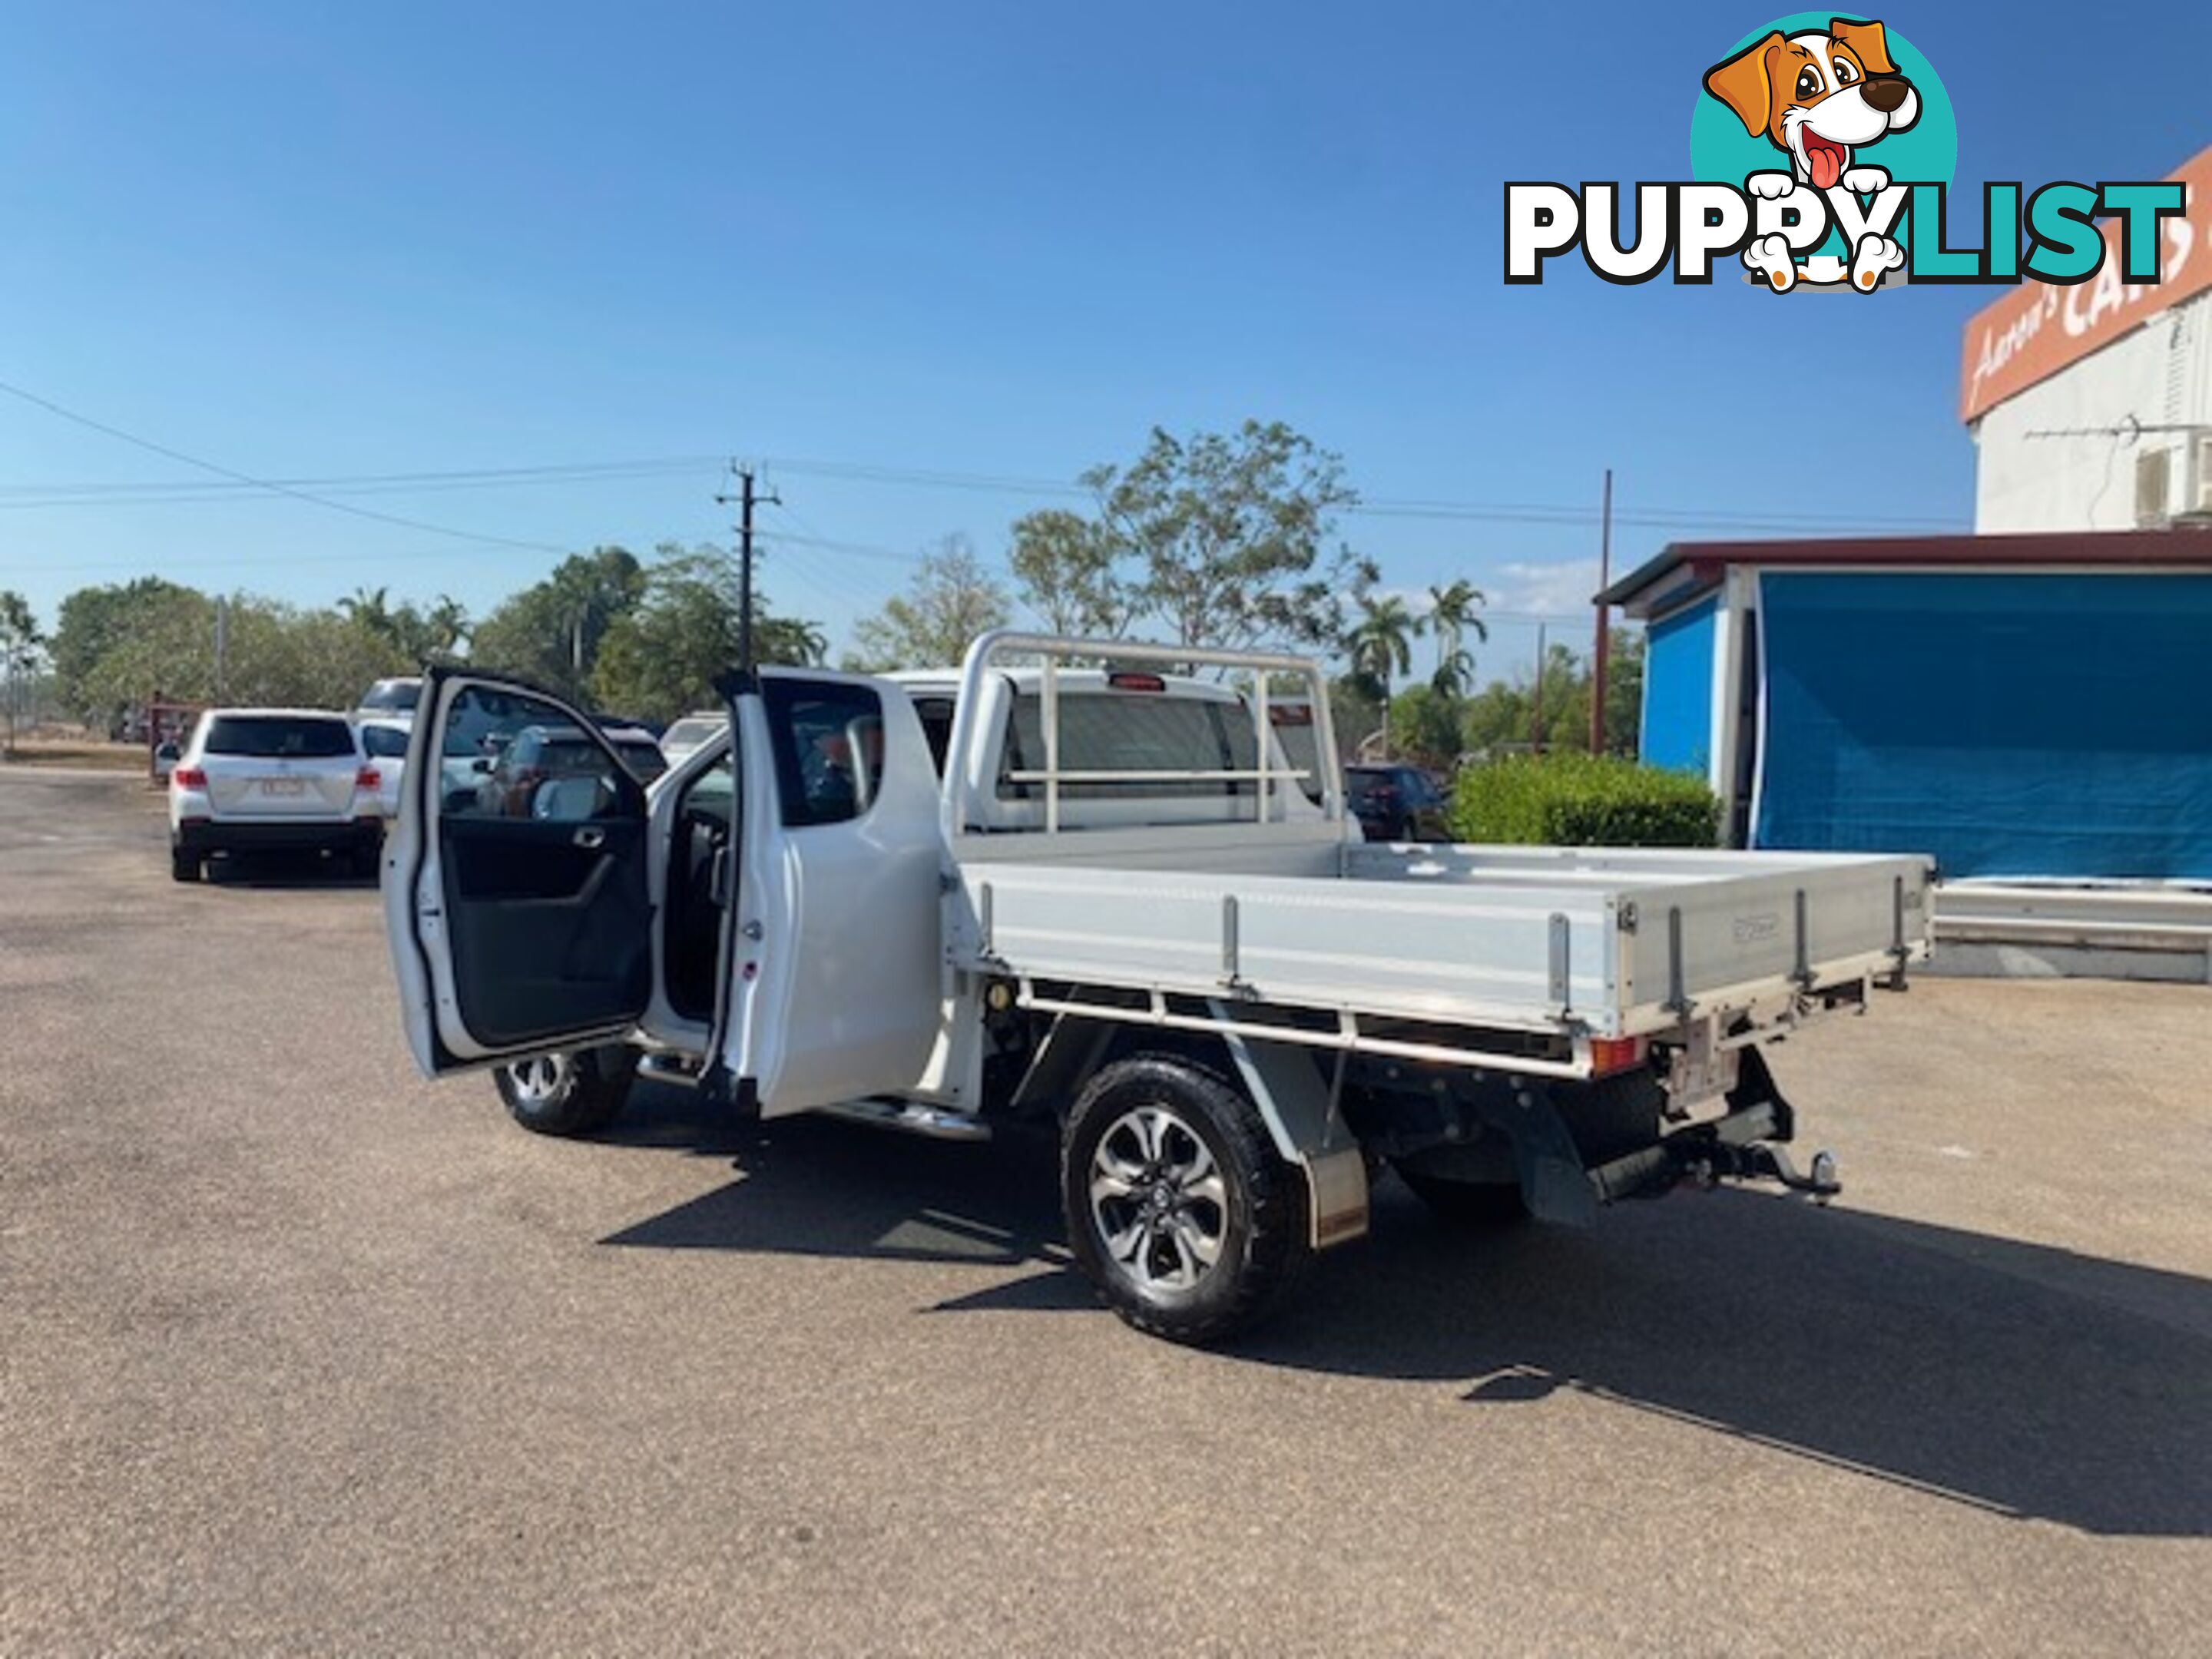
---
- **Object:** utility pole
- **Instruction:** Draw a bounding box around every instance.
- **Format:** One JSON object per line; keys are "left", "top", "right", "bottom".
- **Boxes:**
{"left": 1590, "top": 469, "right": 1613, "bottom": 754}
{"left": 1532, "top": 621, "right": 1547, "bottom": 755}
{"left": 715, "top": 464, "right": 780, "bottom": 673}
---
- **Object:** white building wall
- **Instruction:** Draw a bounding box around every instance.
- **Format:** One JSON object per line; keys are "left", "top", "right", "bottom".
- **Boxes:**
{"left": 1971, "top": 289, "right": 2212, "bottom": 531}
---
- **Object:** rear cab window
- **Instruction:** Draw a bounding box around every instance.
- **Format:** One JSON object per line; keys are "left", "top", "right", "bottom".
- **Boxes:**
{"left": 998, "top": 688, "right": 1258, "bottom": 801}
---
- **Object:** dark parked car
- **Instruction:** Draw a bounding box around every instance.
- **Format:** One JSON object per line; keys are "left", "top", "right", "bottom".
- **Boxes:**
{"left": 1344, "top": 763, "right": 1451, "bottom": 842}
{"left": 470, "top": 724, "right": 667, "bottom": 817}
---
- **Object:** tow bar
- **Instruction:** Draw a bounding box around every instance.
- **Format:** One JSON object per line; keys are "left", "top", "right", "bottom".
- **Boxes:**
{"left": 1585, "top": 1133, "right": 1840, "bottom": 1207}
{"left": 1686, "top": 1141, "right": 1840, "bottom": 1205}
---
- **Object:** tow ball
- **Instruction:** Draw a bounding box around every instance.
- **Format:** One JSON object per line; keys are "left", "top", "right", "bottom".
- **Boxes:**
{"left": 1688, "top": 1144, "right": 1840, "bottom": 1206}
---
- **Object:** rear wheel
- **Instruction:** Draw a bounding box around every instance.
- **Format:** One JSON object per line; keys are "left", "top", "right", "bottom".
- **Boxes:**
{"left": 495, "top": 1046, "right": 637, "bottom": 1137}
{"left": 170, "top": 846, "right": 200, "bottom": 883}
{"left": 1061, "top": 1055, "right": 1309, "bottom": 1344}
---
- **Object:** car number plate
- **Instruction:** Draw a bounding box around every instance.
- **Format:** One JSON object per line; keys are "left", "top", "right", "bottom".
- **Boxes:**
{"left": 260, "top": 777, "right": 307, "bottom": 796}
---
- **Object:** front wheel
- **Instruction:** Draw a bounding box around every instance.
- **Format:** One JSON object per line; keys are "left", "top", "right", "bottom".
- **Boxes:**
{"left": 494, "top": 1046, "right": 638, "bottom": 1137}
{"left": 1061, "top": 1055, "right": 1310, "bottom": 1345}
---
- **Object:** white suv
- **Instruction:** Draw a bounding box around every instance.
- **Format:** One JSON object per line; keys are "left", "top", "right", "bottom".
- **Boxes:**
{"left": 167, "top": 708, "right": 386, "bottom": 882}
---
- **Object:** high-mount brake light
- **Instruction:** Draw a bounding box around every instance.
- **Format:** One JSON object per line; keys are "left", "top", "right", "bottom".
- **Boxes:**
{"left": 1105, "top": 671, "right": 1167, "bottom": 692}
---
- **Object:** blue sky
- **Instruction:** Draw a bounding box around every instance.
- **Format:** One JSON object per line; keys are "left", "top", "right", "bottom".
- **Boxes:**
{"left": 2, "top": 1, "right": 2204, "bottom": 677}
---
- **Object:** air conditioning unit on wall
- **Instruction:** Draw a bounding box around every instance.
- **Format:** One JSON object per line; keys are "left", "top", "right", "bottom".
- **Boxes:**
{"left": 2135, "top": 445, "right": 2171, "bottom": 527}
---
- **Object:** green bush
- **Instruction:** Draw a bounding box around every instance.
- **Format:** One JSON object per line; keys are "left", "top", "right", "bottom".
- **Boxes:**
{"left": 1449, "top": 753, "right": 1719, "bottom": 848}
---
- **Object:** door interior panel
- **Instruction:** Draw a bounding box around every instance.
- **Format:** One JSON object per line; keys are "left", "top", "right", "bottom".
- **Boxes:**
{"left": 442, "top": 818, "right": 652, "bottom": 1048}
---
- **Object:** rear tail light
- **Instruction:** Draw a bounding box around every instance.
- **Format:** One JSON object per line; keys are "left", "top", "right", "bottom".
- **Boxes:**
{"left": 356, "top": 767, "right": 382, "bottom": 792}
{"left": 1588, "top": 1035, "right": 1648, "bottom": 1076}
{"left": 173, "top": 767, "right": 207, "bottom": 790}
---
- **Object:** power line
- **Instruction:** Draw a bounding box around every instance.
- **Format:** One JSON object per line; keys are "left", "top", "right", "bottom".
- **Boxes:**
{"left": 0, "top": 414, "right": 1967, "bottom": 536}
{"left": 0, "top": 378, "right": 582, "bottom": 557}
{"left": 759, "top": 453, "right": 1964, "bottom": 533}
{"left": 0, "top": 454, "right": 727, "bottom": 504}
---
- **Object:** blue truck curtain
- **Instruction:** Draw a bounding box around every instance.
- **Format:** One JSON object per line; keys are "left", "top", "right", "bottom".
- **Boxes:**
{"left": 1753, "top": 571, "right": 2212, "bottom": 880}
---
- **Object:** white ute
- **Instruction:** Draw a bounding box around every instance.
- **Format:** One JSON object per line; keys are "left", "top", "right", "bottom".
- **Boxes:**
{"left": 384, "top": 634, "right": 1933, "bottom": 1343}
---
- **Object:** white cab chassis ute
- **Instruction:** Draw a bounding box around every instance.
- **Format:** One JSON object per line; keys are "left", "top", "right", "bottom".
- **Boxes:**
{"left": 385, "top": 634, "right": 1932, "bottom": 1344}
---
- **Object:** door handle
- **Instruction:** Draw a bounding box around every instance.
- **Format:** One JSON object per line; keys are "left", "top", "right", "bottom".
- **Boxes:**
{"left": 573, "top": 826, "right": 606, "bottom": 850}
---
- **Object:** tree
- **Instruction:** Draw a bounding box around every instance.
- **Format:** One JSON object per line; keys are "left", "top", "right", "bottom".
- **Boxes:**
{"left": 1, "top": 590, "right": 44, "bottom": 757}
{"left": 338, "top": 587, "right": 468, "bottom": 665}
{"left": 338, "top": 585, "right": 396, "bottom": 641}
{"left": 1386, "top": 683, "right": 1464, "bottom": 770}
{"left": 1343, "top": 592, "right": 1422, "bottom": 757}
{"left": 1095, "top": 421, "right": 1362, "bottom": 652}
{"left": 469, "top": 547, "right": 647, "bottom": 701}
{"left": 50, "top": 578, "right": 203, "bottom": 731}
{"left": 48, "top": 578, "right": 466, "bottom": 728}
{"left": 1007, "top": 508, "right": 1133, "bottom": 637}
{"left": 1456, "top": 631, "right": 1646, "bottom": 760}
{"left": 1425, "top": 578, "right": 1488, "bottom": 699}
{"left": 1004, "top": 422, "right": 1361, "bottom": 654}
{"left": 422, "top": 594, "right": 471, "bottom": 657}
{"left": 846, "top": 535, "right": 1012, "bottom": 671}
{"left": 590, "top": 543, "right": 823, "bottom": 724}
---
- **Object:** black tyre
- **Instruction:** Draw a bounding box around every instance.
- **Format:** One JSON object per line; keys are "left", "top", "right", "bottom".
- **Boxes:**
{"left": 170, "top": 846, "right": 200, "bottom": 883}
{"left": 1061, "top": 1055, "right": 1310, "bottom": 1344}
{"left": 494, "top": 1046, "right": 638, "bottom": 1137}
{"left": 1392, "top": 1163, "right": 1530, "bottom": 1227}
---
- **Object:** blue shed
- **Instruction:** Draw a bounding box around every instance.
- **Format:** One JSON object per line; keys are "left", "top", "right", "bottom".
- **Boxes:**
{"left": 1598, "top": 529, "right": 2212, "bottom": 880}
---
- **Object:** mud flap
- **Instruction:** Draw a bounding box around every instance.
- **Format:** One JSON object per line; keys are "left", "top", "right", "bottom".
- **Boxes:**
{"left": 1212, "top": 1012, "right": 1370, "bottom": 1250}
{"left": 1508, "top": 1104, "right": 1602, "bottom": 1227}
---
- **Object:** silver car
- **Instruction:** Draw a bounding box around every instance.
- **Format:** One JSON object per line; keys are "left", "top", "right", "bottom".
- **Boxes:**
{"left": 167, "top": 708, "right": 384, "bottom": 882}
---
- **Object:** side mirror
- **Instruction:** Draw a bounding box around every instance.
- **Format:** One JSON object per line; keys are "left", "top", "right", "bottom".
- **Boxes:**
{"left": 471, "top": 757, "right": 492, "bottom": 774}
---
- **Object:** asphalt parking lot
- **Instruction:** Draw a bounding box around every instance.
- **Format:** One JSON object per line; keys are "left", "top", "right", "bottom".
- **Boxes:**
{"left": 5, "top": 764, "right": 2212, "bottom": 1656}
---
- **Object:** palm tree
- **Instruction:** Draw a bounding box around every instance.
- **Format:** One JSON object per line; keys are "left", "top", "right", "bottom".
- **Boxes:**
{"left": 1344, "top": 594, "right": 1423, "bottom": 757}
{"left": 338, "top": 585, "right": 399, "bottom": 649}
{"left": 1426, "top": 579, "right": 1488, "bottom": 700}
{"left": 426, "top": 595, "right": 471, "bottom": 657}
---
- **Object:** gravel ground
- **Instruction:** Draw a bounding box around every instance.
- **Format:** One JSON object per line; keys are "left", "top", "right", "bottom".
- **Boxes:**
{"left": 5, "top": 764, "right": 2210, "bottom": 1656}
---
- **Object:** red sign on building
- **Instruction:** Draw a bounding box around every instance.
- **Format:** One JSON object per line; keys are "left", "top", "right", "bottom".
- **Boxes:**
{"left": 1959, "top": 147, "right": 2212, "bottom": 423}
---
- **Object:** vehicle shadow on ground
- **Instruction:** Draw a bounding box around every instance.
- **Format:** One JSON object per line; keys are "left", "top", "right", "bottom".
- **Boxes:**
{"left": 199, "top": 850, "right": 380, "bottom": 890}
{"left": 601, "top": 1091, "right": 2212, "bottom": 1538}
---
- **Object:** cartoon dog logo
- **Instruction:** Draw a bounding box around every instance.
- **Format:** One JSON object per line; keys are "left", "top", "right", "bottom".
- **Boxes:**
{"left": 1704, "top": 18, "right": 1922, "bottom": 291}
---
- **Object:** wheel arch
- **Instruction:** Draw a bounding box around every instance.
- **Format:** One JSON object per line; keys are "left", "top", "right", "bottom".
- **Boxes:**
{"left": 1018, "top": 1008, "right": 1369, "bottom": 1251}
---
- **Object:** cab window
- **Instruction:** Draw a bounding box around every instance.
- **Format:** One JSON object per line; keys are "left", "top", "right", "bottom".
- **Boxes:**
{"left": 763, "top": 680, "right": 886, "bottom": 826}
